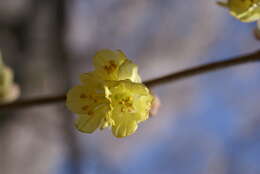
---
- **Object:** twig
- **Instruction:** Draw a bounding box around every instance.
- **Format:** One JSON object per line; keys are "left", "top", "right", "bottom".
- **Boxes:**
{"left": 0, "top": 95, "right": 66, "bottom": 111}
{"left": 145, "top": 50, "right": 260, "bottom": 87}
{"left": 1, "top": 50, "right": 260, "bottom": 111}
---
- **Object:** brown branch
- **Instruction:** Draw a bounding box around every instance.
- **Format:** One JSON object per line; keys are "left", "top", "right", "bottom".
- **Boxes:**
{"left": 145, "top": 50, "right": 260, "bottom": 87}
{"left": 1, "top": 50, "right": 260, "bottom": 111}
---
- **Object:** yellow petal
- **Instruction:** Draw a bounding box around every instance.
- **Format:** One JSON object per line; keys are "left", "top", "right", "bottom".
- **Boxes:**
{"left": 0, "top": 66, "right": 13, "bottom": 90}
{"left": 80, "top": 71, "right": 105, "bottom": 90}
{"left": 217, "top": 1, "right": 229, "bottom": 8}
{"left": 75, "top": 114, "right": 104, "bottom": 133}
{"left": 218, "top": 0, "right": 260, "bottom": 22}
{"left": 118, "top": 60, "right": 142, "bottom": 83}
{"left": 108, "top": 80, "right": 153, "bottom": 137}
{"left": 112, "top": 119, "right": 138, "bottom": 138}
{"left": 75, "top": 99, "right": 114, "bottom": 133}
{"left": 231, "top": 7, "right": 260, "bottom": 22}
{"left": 93, "top": 49, "right": 126, "bottom": 80}
{"left": 0, "top": 66, "right": 14, "bottom": 99}
{"left": 134, "top": 95, "right": 154, "bottom": 122}
{"left": 99, "top": 115, "right": 115, "bottom": 129}
{"left": 66, "top": 85, "right": 111, "bottom": 115}
{"left": 93, "top": 49, "right": 126, "bottom": 68}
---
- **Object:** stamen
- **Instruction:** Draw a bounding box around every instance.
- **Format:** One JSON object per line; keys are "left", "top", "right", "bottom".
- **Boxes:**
{"left": 82, "top": 105, "right": 89, "bottom": 111}
{"left": 88, "top": 110, "right": 94, "bottom": 115}
{"left": 118, "top": 96, "right": 135, "bottom": 113}
{"left": 80, "top": 94, "right": 87, "bottom": 99}
{"left": 104, "top": 60, "right": 117, "bottom": 73}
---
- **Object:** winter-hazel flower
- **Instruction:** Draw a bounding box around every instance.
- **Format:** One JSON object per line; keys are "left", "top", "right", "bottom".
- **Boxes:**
{"left": 66, "top": 81, "right": 114, "bottom": 133}
{"left": 90, "top": 49, "right": 141, "bottom": 83}
{"left": 218, "top": 0, "right": 260, "bottom": 22}
{"left": 66, "top": 49, "right": 153, "bottom": 138}
{"left": 108, "top": 80, "right": 153, "bottom": 137}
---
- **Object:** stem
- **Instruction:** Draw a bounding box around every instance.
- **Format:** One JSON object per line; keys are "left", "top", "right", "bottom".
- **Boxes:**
{"left": 1, "top": 50, "right": 260, "bottom": 111}
{"left": 145, "top": 50, "right": 260, "bottom": 87}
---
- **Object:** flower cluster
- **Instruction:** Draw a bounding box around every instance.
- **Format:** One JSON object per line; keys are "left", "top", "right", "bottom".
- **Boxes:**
{"left": 217, "top": 0, "right": 260, "bottom": 22}
{"left": 66, "top": 49, "right": 153, "bottom": 138}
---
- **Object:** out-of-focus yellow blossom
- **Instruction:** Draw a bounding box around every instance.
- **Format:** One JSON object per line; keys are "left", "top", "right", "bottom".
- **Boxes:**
{"left": 218, "top": 0, "right": 260, "bottom": 22}
{"left": 108, "top": 80, "right": 153, "bottom": 138}
{"left": 0, "top": 53, "right": 20, "bottom": 103}
{"left": 0, "top": 65, "right": 13, "bottom": 98}
{"left": 66, "top": 49, "right": 153, "bottom": 138}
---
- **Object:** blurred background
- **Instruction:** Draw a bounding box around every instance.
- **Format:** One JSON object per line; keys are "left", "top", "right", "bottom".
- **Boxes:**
{"left": 0, "top": 0, "right": 260, "bottom": 174}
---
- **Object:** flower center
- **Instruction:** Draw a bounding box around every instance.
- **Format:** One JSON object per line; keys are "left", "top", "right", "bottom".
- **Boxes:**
{"left": 118, "top": 96, "right": 134, "bottom": 113}
{"left": 80, "top": 93, "right": 100, "bottom": 115}
{"left": 104, "top": 60, "right": 117, "bottom": 74}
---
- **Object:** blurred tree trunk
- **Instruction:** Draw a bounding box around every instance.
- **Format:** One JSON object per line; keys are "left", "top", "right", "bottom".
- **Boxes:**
{"left": 0, "top": 0, "right": 81, "bottom": 174}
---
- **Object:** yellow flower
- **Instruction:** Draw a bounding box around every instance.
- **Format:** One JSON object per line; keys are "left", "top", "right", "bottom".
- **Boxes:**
{"left": 218, "top": 0, "right": 260, "bottom": 22}
{"left": 108, "top": 80, "right": 153, "bottom": 138}
{"left": 66, "top": 49, "right": 153, "bottom": 138}
{"left": 66, "top": 77, "right": 114, "bottom": 133}
{"left": 90, "top": 49, "right": 141, "bottom": 83}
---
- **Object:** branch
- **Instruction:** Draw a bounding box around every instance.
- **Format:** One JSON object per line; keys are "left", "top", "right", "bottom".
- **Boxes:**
{"left": 1, "top": 50, "right": 260, "bottom": 111}
{"left": 145, "top": 50, "right": 260, "bottom": 87}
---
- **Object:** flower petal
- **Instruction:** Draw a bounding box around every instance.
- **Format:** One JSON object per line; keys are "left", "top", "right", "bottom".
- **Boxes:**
{"left": 118, "top": 60, "right": 142, "bottom": 83}
{"left": 93, "top": 49, "right": 126, "bottom": 80}
{"left": 112, "top": 119, "right": 138, "bottom": 138}
{"left": 93, "top": 49, "right": 126, "bottom": 68}
{"left": 75, "top": 114, "right": 103, "bottom": 133}
{"left": 80, "top": 71, "right": 105, "bottom": 90}
{"left": 66, "top": 85, "right": 111, "bottom": 115}
{"left": 108, "top": 80, "right": 153, "bottom": 137}
{"left": 231, "top": 7, "right": 260, "bottom": 22}
{"left": 218, "top": 0, "right": 260, "bottom": 22}
{"left": 74, "top": 97, "right": 114, "bottom": 133}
